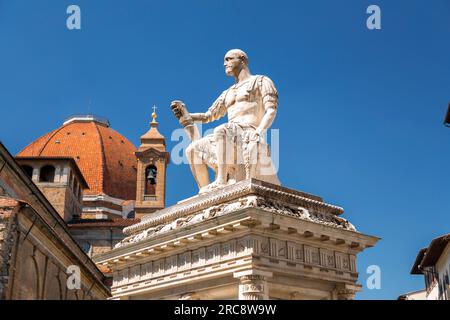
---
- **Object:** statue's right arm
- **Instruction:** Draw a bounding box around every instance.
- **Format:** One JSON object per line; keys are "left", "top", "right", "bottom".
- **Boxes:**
{"left": 190, "top": 113, "right": 209, "bottom": 123}
{"left": 190, "top": 91, "right": 227, "bottom": 124}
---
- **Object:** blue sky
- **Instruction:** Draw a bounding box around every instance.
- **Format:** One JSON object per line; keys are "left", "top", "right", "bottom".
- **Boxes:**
{"left": 0, "top": 0, "right": 449, "bottom": 299}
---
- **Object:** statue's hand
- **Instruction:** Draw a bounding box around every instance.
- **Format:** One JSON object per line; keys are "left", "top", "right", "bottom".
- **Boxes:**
{"left": 244, "top": 130, "right": 261, "bottom": 143}
{"left": 170, "top": 100, "right": 187, "bottom": 120}
{"left": 170, "top": 100, "right": 193, "bottom": 127}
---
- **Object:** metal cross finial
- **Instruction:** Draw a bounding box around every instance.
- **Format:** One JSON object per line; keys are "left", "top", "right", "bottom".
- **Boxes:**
{"left": 152, "top": 105, "right": 157, "bottom": 123}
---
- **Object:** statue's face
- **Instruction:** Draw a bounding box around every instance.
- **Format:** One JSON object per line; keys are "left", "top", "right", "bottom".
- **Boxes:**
{"left": 224, "top": 52, "right": 244, "bottom": 76}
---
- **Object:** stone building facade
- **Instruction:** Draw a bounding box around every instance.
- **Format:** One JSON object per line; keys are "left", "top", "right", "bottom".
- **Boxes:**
{"left": 16, "top": 115, "right": 144, "bottom": 257}
{"left": 402, "top": 234, "right": 450, "bottom": 300}
{"left": 67, "top": 218, "right": 138, "bottom": 257}
{"left": 15, "top": 157, "right": 87, "bottom": 222}
{"left": 0, "top": 142, "right": 110, "bottom": 300}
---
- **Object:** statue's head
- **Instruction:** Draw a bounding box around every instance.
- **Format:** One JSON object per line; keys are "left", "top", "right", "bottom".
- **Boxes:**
{"left": 224, "top": 49, "right": 249, "bottom": 77}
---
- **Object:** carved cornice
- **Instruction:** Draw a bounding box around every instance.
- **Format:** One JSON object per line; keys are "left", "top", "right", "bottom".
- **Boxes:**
{"left": 124, "top": 179, "right": 344, "bottom": 236}
{"left": 135, "top": 147, "right": 170, "bottom": 161}
{"left": 116, "top": 194, "right": 354, "bottom": 249}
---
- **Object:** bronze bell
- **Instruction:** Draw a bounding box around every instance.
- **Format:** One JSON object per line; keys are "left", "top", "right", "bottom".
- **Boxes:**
{"left": 147, "top": 167, "right": 157, "bottom": 184}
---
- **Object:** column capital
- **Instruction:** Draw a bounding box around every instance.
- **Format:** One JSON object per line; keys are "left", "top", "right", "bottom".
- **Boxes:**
{"left": 334, "top": 284, "right": 359, "bottom": 300}
{"left": 235, "top": 270, "right": 271, "bottom": 300}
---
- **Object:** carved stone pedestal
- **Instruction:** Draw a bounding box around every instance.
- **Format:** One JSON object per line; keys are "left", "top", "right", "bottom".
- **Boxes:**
{"left": 94, "top": 179, "right": 379, "bottom": 300}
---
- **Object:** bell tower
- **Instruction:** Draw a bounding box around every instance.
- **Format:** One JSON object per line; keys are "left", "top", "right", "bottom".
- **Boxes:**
{"left": 135, "top": 107, "right": 170, "bottom": 219}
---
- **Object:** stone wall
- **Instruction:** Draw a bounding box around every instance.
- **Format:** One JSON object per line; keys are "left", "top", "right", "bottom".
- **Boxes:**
{"left": 36, "top": 182, "right": 83, "bottom": 222}
{"left": 70, "top": 228, "right": 125, "bottom": 257}
{"left": 0, "top": 198, "right": 111, "bottom": 300}
{"left": 0, "top": 199, "right": 18, "bottom": 299}
{"left": 8, "top": 206, "right": 91, "bottom": 299}
{"left": 0, "top": 143, "right": 111, "bottom": 300}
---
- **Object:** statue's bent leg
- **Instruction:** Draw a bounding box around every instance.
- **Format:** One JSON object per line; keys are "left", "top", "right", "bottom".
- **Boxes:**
{"left": 184, "top": 124, "right": 201, "bottom": 142}
{"left": 185, "top": 135, "right": 218, "bottom": 191}
{"left": 186, "top": 143, "right": 210, "bottom": 189}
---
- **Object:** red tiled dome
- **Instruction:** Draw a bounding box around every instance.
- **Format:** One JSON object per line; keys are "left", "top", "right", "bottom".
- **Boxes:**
{"left": 17, "top": 116, "right": 137, "bottom": 200}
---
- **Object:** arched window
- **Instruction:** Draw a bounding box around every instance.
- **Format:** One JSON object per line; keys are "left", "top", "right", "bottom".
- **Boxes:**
{"left": 21, "top": 165, "right": 33, "bottom": 179}
{"left": 145, "top": 165, "right": 157, "bottom": 195}
{"left": 39, "top": 165, "right": 55, "bottom": 183}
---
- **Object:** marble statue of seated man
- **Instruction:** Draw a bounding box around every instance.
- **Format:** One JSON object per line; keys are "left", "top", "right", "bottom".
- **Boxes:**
{"left": 171, "top": 49, "right": 280, "bottom": 193}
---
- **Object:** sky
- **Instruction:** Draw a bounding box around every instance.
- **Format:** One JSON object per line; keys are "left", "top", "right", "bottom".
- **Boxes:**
{"left": 0, "top": 0, "right": 449, "bottom": 300}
